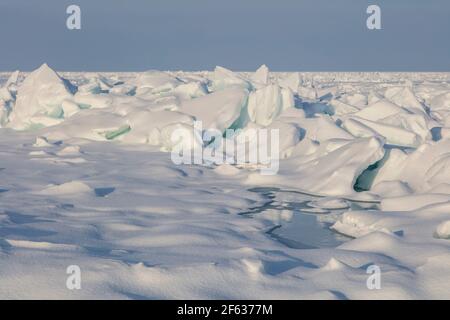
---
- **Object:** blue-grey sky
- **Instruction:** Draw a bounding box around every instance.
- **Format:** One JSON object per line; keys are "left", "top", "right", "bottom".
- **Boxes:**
{"left": 0, "top": 0, "right": 449, "bottom": 71}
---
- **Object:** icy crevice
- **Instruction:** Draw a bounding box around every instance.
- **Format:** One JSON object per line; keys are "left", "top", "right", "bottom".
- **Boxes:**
{"left": 354, "top": 149, "right": 390, "bottom": 192}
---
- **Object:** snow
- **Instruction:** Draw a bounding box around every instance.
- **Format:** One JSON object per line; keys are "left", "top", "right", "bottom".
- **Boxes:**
{"left": 1, "top": 65, "right": 450, "bottom": 299}
{"left": 435, "top": 221, "right": 450, "bottom": 239}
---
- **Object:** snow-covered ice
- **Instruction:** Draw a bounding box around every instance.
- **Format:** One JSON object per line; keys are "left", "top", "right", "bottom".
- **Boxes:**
{"left": 1, "top": 65, "right": 450, "bottom": 299}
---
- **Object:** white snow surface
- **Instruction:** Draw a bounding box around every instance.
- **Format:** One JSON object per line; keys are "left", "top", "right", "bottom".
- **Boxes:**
{"left": 0, "top": 65, "right": 450, "bottom": 299}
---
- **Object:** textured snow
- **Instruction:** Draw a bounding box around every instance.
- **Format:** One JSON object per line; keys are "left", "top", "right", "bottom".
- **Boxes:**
{"left": 1, "top": 65, "right": 450, "bottom": 299}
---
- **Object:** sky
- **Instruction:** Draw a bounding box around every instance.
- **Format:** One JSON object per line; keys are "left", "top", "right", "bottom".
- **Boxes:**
{"left": 0, "top": 0, "right": 449, "bottom": 71}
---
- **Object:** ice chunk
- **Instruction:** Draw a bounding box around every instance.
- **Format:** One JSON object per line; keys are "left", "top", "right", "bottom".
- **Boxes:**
{"left": 368, "top": 90, "right": 383, "bottom": 104}
{"left": 269, "top": 120, "right": 302, "bottom": 158}
{"left": 5, "top": 70, "right": 20, "bottom": 88}
{"left": 0, "top": 99, "right": 9, "bottom": 126}
{"left": 371, "top": 181, "right": 413, "bottom": 198}
{"left": 0, "top": 88, "right": 13, "bottom": 104}
{"left": 329, "top": 99, "right": 360, "bottom": 116}
{"left": 159, "top": 122, "right": 203, "bottom": 153}
{"left": 209, "top": 66, "right": 250, "bottom": 91}
{"left": 42, "top": 109, "right": 128, "bottom": 141}
{"left": 279, "top": 72, "right": 302, "bottom": 92}
{"left": 371, "top": 140, "right": 450, "bottom": 192}
{"left": 0, "top": 70, "right": 19, "bottom": 104}
{"left": 429, "top": 92, "right": 450, "bottom": 123}
{"left": 380, "top": 113, "right": 430, "bottom": 141}
{"left": 343, "top": 116, "right": 421, "bottom": 148}
{"left": 100, "top": 125, "right": 131, "bottom": 140}
{"left": 435, "top": 221, "right": 450, "bottom": 239}
{"left": 180, "top": 86, "right": 248, "bottom": 132}
{"left": 297, "top": 85, "right": 318, "bottom": 100}
{"left": 229, "top": 119, "right": 301, "bottom": 160}
{"left": 171, "top": 82, "right": 208, "bottom": 100}
{"left": 371, "top": 149, "right": 408, "bottom": 187}
{"left": 281, "top": 87, "right": 295, "bottom": 110}
{"left": 293, "top": 136, "right": 386, "bottom": 195}
{"left": 135, "top": 70, "right": 181, "bottom": 93}
{"left": 341, "top": 93, "right": 367, "bottom": 108}
{"left": 121, "top": 110, "right": 194, "bottom": 145}
{"left": 61, "top": 100, "right": 80, "bottom": 118}
{"left": 384, "top": 86, "right": 426, "bottom": 114}
{"left": 251, "top": 64, "right": 269, "bottom": 87}
{"left": 301, "top": 101, "right": 334, "bottom": 117}
{"left": 351, "top": 99, "right": 410, "bottom": 122}
{"left": 308, "top": 198, "right": 349, "bottom": 210}
{"left": 247, "top": 85, "right": 283, "bottom": 126}
{"left": 430, "top": 92, "right": 450, "bottom": 111}
{"left": 332, "top": 212, "right": 394, "bottom": 238}
{"left": 33, "top": 136, "right": 53, "bottom": 147}
{"left": 36, "top": 181, "right": 92, "bottom": 196}
{"left": 27, "top": 116, "right": 65, "bottom": 128}
{"left": 109, "top": 83, "right": 137, "bottom": 96}
{"left": 248, "top": 137, "right": 385, "bottom": 197}
{"left": 78, "top": 75, "right": 113, "bottom": 94}
{"left": 56, "top": 145, "right": 82, "bottom": 156}
{"left": 8, "top": 64, "right": 74, "bottom": 129}
{"left": 73, "top": 92, "right": 112, "bottom": 109}
{"left": 316, "top": 86, "right": 338, "bottom": 101}
{"left": 297, "top": 115, "right": 354, "bottom": 141}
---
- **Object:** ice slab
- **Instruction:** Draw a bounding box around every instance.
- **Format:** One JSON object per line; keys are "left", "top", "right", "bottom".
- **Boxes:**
{"left": 8, "top": 64, "right": 74, "bottom": 129}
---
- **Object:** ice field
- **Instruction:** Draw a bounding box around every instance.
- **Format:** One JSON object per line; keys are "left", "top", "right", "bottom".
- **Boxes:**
{"left": 0, "top": 64, "right": 450, "bottom": 299}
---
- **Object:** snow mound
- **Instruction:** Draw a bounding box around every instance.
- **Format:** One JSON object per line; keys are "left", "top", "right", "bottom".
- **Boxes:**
{"left": 435, "top": 221, "right": 450, "bottom": 239}
{"left": 37, "top": 181, "right": 92, "bottom": 196}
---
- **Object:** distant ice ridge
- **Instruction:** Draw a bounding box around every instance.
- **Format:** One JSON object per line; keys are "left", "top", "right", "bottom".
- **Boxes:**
{"left": 1, "top": 63, "right": 450, "bottom": 199}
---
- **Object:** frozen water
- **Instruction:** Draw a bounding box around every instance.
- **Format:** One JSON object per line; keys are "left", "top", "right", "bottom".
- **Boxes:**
{"left": 243, "top": 188, "right": 354, "bottom": 249}
{"left": 1, "top": 66, "right": 450, "bottom": 299}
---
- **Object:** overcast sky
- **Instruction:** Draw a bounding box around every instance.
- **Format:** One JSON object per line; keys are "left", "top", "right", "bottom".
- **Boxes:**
{"left": 0, "top": 0, "right": 449, "bottom": 71}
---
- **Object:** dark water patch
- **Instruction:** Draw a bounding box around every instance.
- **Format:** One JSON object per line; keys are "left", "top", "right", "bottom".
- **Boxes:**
{"left": 354, "top": 150, "right": 390, "bottom": 192}
{"left": 431, "top": 127, "right": 442, "bottom": 141}
{"left": 94, "top": 187, "right": 116, "bottom": 197}
{"left": 243, "top": 188, "right": 370, "bottom": 249}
